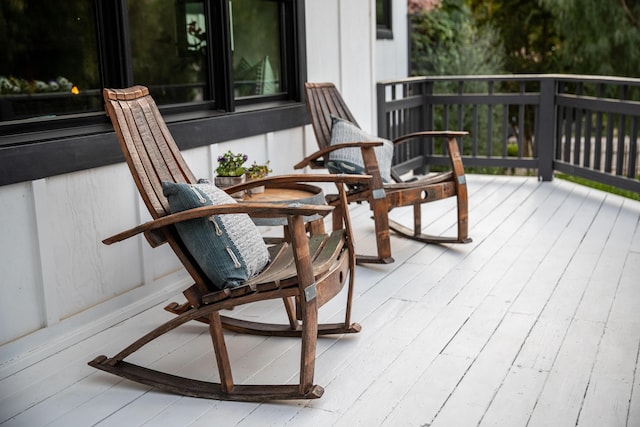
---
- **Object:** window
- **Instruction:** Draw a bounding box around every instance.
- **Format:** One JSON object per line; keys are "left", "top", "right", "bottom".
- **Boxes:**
{"left": 1, "top": 0, "right": 304, "bottom": 124}
{"left": 376, "top": 0, "right": 392, "bottom": 40}
{"left": 0, "top": 0, "right": 306, "bottom": 186}
{"left": 0, "top": 1, "right": 103, "bottom": 121}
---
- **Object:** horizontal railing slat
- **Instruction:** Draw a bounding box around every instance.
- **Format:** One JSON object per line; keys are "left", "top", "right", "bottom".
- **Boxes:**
{"left": 556, "top": 94, "right": 640, "bottom": 115}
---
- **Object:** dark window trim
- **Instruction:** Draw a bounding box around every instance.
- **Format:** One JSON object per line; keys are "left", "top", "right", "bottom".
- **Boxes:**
{"left": 0, "top": 103, "right": 308, "bottom": 186}
{"left": 0, "top": 0, "right": 308, "bottom": 187}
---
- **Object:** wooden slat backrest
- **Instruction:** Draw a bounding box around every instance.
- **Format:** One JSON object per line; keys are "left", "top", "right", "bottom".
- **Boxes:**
{"left": 103, "top": 86, "right": 197, "bottom": 220}
{"left": 104, "top": 86, "right": 210, "bottom": 298}
{"left": 304, "top": 82, "right": 359, "bottom": 151}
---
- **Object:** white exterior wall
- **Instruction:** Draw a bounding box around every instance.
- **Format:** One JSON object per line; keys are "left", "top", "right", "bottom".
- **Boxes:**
{"left": 0, "top": 0, "right": 408, "bottom": 376}
{"left": 376, "top": 1, "right": 409, "bottom": 81}
{"left": 303, "top": 0, "right": 377, "bottom": 158}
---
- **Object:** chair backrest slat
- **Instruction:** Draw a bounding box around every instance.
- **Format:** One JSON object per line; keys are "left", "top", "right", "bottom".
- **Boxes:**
{"left": 104, "top": 86, "right": 196, "bottom": 219}
{"left": 117, "top": 94, "right": 167, "bottom": 216}
{"left": 305, "top": 82, "right": 359, "bottom": 150}
{"left": 139, "top": 95, "right": 194, "bottom": 183}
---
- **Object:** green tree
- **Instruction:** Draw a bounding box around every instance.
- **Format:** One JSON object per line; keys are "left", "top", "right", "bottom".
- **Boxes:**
{"left": 467, "top": 0, "right": 640, "bottom": 78}
{"left": 538, "top": 0, "right": 640, "bottom": 77}
{"left": 466, "top": 0, "right": 559, "bottom": 74}
{"left": 409, "top": 0, "right": 504, "bottom": 77}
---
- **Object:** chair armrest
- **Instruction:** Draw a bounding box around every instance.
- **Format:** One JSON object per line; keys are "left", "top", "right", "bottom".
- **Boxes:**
{"left": 224, "top": 173, "right": 372, "bottom": 193}
{"left": 393, "top": 131, "right": 468, "bottom": 165}
{"left": 393, "top": 130, "right": 468, "bottom": 145}
{"left": 294, "top": 142, "right": 383, "bottom": 169}
{"left": 103, "top": 202, "right": 335, "bottom": 245}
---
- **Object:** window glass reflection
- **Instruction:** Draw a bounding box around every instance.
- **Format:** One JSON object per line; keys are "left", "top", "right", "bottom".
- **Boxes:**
{"left": 0, "top": 0, "right": 101, "bottom": 122}
{"left": 128, "top": 0, "right": 208, "bottom": 104}
{"left": 232, "top": 0, "right": 282, "bottom": 98}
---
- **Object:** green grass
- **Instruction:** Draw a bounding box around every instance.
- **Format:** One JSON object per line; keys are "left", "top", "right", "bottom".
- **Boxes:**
{"left": 555, "top": 173, "right": 640, "bottom": 201}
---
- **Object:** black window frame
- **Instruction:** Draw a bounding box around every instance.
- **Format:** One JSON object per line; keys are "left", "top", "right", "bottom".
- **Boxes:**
{"left": 0, "top": 0, "right": 308, "bottom": 186}
{"left": 376, "top": 0, "right": 393, "bottom": 40}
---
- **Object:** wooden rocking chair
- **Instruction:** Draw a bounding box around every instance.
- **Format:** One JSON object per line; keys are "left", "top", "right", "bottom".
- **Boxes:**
{"left": 296, "top": 82, "right": 472, "bottom": 264}
{"left": 88, "top": 85, "right": 367, "bottom": 401}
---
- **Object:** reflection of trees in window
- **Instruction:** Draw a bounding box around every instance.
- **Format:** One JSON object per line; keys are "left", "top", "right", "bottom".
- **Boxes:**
{"left": 0, "top": 0, "right": 101, "bottom": 120}
{"left": 1, "top": 0, "right": 303, "bottom": 124}
{"left": 232, "top": 0, "right": 281, "bottom": 97}
{"left": 128, "top": 0, "right": 207, "bottom": 104}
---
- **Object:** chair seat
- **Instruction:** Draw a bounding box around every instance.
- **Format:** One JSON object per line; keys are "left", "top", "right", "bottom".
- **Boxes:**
{"left": 383, "top": 171, "right": 454, "bottom": 190}
{"left": 201, "top": 230, "right": 348, "bottom": 306}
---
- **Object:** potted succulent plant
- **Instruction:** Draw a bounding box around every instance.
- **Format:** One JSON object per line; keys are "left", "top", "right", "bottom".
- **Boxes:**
{"left": 245, "top": 160, "right": 272, "bottom": 194}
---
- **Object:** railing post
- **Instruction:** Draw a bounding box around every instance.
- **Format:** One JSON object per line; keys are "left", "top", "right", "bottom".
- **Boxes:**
{"left": 376, "top": 83, "right": 387, "bottom": 139}
{"left": 538, "top": 77, "right": 556, "bottom": 181}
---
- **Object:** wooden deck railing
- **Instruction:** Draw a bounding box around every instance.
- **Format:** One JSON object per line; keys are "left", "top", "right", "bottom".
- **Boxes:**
{"left": 377, "top": 75, "right": 640, "bottom": 193}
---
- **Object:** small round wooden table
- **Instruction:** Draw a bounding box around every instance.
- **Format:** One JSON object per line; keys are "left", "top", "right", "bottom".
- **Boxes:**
{"left": 242, "top": 182, "right": 326, "bottom": 236}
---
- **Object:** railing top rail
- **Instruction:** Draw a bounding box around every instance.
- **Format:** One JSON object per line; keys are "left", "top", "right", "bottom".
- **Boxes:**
{"left": 377, "top": 74, "right": 640, "bottom": 87}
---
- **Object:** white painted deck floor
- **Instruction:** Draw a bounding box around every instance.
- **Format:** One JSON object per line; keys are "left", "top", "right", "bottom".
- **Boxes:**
{"left": 1, "top": 174, "right": 639, "bottom": 427}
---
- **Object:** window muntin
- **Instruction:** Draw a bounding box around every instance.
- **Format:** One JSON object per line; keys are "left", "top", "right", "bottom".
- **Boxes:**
{"left": 0, "top": 0, "right": 102, "bottom": 122}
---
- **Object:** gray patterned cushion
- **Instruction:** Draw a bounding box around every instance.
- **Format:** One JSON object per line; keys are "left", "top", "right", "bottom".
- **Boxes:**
{"left": 162, "top": 181, "right": 269, "bottom": 290}
{"left": 327, "top": 116, "right": 394, "bottom": 183}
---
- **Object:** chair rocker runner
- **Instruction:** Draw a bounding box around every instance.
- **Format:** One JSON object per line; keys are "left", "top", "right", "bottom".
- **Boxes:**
{"left": 89, "top": 85, "right": 367, "bottom": 401}
{"left": 296, "top": 82, "right": 472, "bottom": 265}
